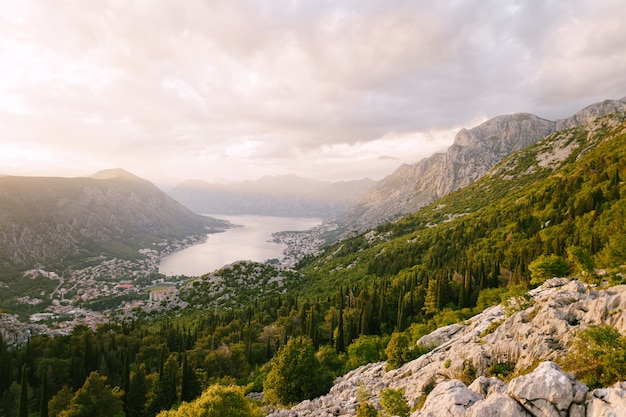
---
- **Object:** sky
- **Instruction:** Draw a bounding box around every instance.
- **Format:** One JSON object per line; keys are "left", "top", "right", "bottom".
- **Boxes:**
{"left": 1, "top": 0, "right": 625, "bottom": 187}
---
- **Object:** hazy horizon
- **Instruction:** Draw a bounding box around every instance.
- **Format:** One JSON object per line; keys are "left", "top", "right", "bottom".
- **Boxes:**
{"left": 1, "top": 1, "right": 625, "bottom": 186}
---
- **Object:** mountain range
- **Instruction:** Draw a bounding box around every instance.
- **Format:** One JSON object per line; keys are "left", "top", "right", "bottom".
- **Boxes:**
{"left": 168, "top": 174, "right": 376, "bottom": 218}
{"left": 337, "top": 97, "right": 626, "bottom": 233}
{"left": 1, "top": 97, "right": 626, "bottom": 417}
{"left": 0, "top": 168, "right": 227, "bottom": 271}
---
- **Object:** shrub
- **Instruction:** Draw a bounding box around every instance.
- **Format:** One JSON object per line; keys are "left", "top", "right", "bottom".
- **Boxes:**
{"left": 379, "top": 388, "right": 410, "bottom": 417}
{"left": 528, "top": 254, "right": 569, "bottom": 285}
{"left": 486, "top": 361, "right": 516, "bottom": 380}
{"left": 356, "top": 402, "right": 379, "bottom": 417}
{"left": 457, "top": 359, "right": 477, "bottom": 385}
{"left": 346, "top": 335, "right": 385, "bottom": 371}
{"left": 560, "top": 324, "right": 626, "bottom": 389}
{"left": 355, "top": 384, "right": 379, "bottom": 417}
{"left": 480, "top": 319, "right": 504, "bottom": 338}
{"left": 385, "top": 332, "right": 410, "bottom": 371}
{"left": 156, "top": 384, "right": 261, "bottom": 417}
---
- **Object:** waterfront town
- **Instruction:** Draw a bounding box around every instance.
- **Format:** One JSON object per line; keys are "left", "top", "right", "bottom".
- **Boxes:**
{"left": 2, "top": 224, "right": 329, "bottom": 343}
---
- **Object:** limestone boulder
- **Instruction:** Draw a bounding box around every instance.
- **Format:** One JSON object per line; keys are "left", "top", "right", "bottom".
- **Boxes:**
{"left": 411, "top": 380, "right": 481, "bottom": 417}
{"left": 266, "top": 279, "right": 626, "bottom": 417}
{"left": 506, "top": 361, "right": 588, "bottom": 417}
{"left": 586, "top": 383, "right": 626, "bottom": 417}
{"left": 466, "top": 393, "right": 530, "bottom": 417}
{"left": 468, "top": 376, "right": 506, "bottom": 398}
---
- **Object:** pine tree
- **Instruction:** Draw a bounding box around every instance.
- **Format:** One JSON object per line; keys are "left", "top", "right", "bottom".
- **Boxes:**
{"left": 48, "top": 385, "right": 74, "bottom": 417}
{"left": 263, "top": 336, "right": 332, "bottom": 405}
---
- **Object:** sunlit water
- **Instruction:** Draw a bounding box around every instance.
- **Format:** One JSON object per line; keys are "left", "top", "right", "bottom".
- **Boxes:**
{"left": 158, "top": 214, "right": 322, "bottom": 277}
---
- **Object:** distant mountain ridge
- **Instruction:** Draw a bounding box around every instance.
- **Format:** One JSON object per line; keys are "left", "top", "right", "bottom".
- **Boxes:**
{"left": 168, "top": 174, "right": 376, "bottom": 218}
{"left": 0, "top": 169, "right": 227, "bottom": 269}
{"left": 338, "top": 97, "right": 626, "bottom": 232}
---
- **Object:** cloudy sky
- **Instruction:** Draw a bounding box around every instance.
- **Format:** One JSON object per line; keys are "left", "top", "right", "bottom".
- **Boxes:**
{"left": 1, "top": 0, "right": 625, "bottom": 186}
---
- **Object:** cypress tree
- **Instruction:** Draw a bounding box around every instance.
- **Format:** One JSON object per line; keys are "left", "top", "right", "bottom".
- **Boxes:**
{"left": 396, "top": 296, "right": 404, "bottom": 331}
{"left": 152, "top": 354, "right": 179, "bottom": 413}
{"left": 18, "top": 364, "right": 28, "bottom": 417}
{"left": 39, "top": 370, "right": 48, "bottom": 417}
{"left": 0, "top": 335, "right": 10, "bottom": 393}
{"left": 422, "top": 278, "right": 438, "bottom": 317}
{"left": 120, "top": 348, "right": 130, "bottom": 413}
{"left": 336, "top": 305, "right": 345, "bottom": 353}
{"left": 180, "top": 355, "right": 201, "bottom": 403}
{"left": 127, "top": 364, "right": 148, "bottom": 417}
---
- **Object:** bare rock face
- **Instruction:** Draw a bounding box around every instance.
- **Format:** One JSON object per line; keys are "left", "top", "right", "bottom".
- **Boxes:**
{"left": 587, "top": 383, "right": 626, "bottom": 417}
{"left": 506, "top": 362, "right": 588, "bottom": 417}
{"left": 0, "top": 314, "right": 56, "bottom": 347}
{"left": 266, "top": 279, "right": 626, "bottom": 417}
{"left": 338, "top": 97, "right": 626, "bottom": 233}
{"left": 465, "top": 393, "right": 528, "bottom": 417}
{"left": 340, "top": 114, "right": 555, "bottom": 231}
{"left": 415, "top": 380, "right": 481, "bottom": 417}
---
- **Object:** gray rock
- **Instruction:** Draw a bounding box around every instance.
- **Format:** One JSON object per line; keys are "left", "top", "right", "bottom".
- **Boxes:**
{"left": 267, "top": 279, "right": 626, "bottom": 417}
{"left": 339, "top": 113, "right": 557, "bottom": 232}
{"left": 413, "top": 380, "right": 481, "bottom": 417}
{"left": 416, "top": 323, "right": 465, "bottom": 348}
{"left": 337, "top": 97, "right": 626, "bottom": 232}
{"left": 466, "top": 393, "right": 530, "bottom": 417}
{"left": 506, "top": 361, "right": 588, "bottom": 417}
{"left": 468, "top": 376, "right": 506, "bottom": 398}
{"left": 587, "top": 383, "right": 626, "bottom": 417}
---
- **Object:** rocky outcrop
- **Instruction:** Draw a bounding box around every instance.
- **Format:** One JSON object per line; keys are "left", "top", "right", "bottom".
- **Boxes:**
{"left": 587, "top": 383, "right": 626, "bottom": 417}
{"left": 266, "top": 278, "right": 626, "bottom": 417}
{"left": 414, "top": 362, "right": 588, "bottom": 417}
{"left": 418, "top": 380, "right": 481, "bottom": 416}
{"left": 0, "top": 314, "right": 59, "bottom": 347}
{"left": 338, "top": 97, "right": 626, "bottom": 232}
{"left": 339, "top": 113, "right": 555, "bottom": 232}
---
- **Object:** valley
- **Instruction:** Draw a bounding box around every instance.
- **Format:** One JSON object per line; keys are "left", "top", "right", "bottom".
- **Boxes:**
{"left": 0, "top": 97, "right": 625, "bottom": 417}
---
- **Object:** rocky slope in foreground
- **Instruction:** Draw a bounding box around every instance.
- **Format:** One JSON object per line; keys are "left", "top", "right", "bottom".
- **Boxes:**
{"left": 268, "top": 278, "right": 626, "bottom": 416}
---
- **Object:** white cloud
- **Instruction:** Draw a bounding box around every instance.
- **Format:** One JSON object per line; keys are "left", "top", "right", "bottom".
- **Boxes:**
{"left": 0, "top": 0, "right": 624, "bottom": 184}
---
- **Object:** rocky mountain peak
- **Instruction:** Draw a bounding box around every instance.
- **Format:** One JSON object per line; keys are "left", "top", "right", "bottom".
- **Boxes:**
{"left": 556, "top": 96, "right": 626, "bottom": 130}
{"left": 267, "top": 278, "right": 626, "bottom": 416}
{"left": 338, "top": 97, "right": 626, "bottom": 233}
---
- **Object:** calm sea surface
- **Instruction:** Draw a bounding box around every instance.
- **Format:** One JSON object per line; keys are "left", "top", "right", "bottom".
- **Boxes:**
{"left": 158, "top": 214, "right": 322, "bottom": 277}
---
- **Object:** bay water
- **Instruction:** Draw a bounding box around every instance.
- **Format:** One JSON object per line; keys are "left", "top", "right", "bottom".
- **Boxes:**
{"left": 158, "top": 214, "right": 321, "bottom": 277}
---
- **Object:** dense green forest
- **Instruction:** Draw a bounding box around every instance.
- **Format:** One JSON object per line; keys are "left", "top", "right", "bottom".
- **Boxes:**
{"left": 1, "top": 112, "right": 625, "bottom": 416}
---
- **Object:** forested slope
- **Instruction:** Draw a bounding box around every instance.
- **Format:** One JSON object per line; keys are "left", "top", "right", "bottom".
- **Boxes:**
{"left": 1, "top": 110, "right": 625, "bottom": 417}
{"left": 296, "top": 109, "right": 626, "bottom": 310}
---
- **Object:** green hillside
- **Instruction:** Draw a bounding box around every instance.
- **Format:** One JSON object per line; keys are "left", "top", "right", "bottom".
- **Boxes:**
{"left": 295, "top": 111, "right": 626, "bottom": 309}
{"left": 2, "top": 110, "right": 625, "bottom": 417}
